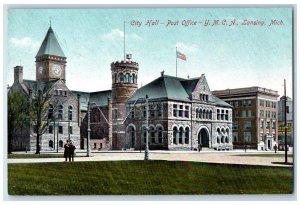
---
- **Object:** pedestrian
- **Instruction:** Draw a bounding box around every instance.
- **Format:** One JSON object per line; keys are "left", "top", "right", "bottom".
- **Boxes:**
{"left": 244, "top": 145, "right": 247, "bottom": 153}
{"left": 198, "top": 143, "right": 201, "bottom": 152}
{"left": 274, "top": 144, "right": 278, "bottom": 153}
{"left": 69, "top": 142, "right": 76, "bottom": 162}
{"left": 64, "top": 140, "right": 69, "bottom": 162}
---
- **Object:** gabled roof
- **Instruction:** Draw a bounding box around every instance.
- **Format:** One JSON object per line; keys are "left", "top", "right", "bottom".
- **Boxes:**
{"left": 23, "top": 79, "right": 59, "bottom": 94}
{"left": 128, "top": 74, "right": 232, "bottom": 108}
{"left": 36, "top": 26, "right": 66, "bottom": 58}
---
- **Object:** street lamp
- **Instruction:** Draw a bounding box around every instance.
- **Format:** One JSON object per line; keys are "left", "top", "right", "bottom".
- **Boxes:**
{"left": 144, "top": 94, "right": 149, "bottom": 160}
{"left": 87, "top": 101, "right": 91, "bottom": 157}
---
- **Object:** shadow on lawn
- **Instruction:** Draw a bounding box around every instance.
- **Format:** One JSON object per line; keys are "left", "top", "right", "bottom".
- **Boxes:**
{"left": 271, "top": 162, "right": 293, "bottom": 166}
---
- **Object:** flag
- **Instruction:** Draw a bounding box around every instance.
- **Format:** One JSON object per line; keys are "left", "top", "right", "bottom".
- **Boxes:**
{"left": 176, "top": 51, "right": 187, "bottom": 61}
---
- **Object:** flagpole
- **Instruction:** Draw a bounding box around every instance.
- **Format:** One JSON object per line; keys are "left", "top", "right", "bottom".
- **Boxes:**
{"left": 176, "top": 47, "right": 177, "bottom": 77}
{"left": 124, "top": 21, "right": 126, "bottom": 61}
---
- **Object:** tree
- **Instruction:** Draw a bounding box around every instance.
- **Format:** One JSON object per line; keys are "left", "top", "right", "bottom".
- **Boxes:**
{"left": 29, "top": 83, "right": 60, "bottom": 154}
{"left": 7, "top": 89, "right": 30, "bottom": 154}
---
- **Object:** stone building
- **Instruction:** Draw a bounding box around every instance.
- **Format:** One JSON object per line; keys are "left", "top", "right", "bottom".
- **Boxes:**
{"left": 213, "top": 87, "right": 279, "bottom": 151}
{"left": 9, "top": 26, "right": 81, "bottom": 151}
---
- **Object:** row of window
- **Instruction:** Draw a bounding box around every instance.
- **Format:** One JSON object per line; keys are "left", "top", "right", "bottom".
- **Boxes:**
{"left": 48, "top": 140, "right": 64, "bottom": 148}
{"left": 172, "top": 127, "right": 190, "bottom": 145}
{"left": 113, "top": 72, "right": 137, "bottom": 84}
{"left": 32, "top": 125, "right": 73, "bottom": 134}
{"left": 232, "top": 132, "right": 251, "bottom": 142}
{"left": 234, "top": 110, "right": 252, "bottom": 118}
{"left": 48, "top": 104, "right": 73, "bottom": 121}
{"left": 216, "top": 136, "right": 229, "bottom": 144}
{"left": 195, "top": 108, "right": 212, "bottom": 120}
{"left": 217, "top": 109, "right": 230, "bottom": 121}
{"left": 259, "top": 110, "right": 276, "bottom": 118}
{"left": 260, "top": 121, "right": 276, "bottom": 129}
{"left": 260, "top": 100, "right": 276, "bottom": 108}
{"left": 199, "top": 94, "right": 209, "bottom": 101}
{"left": 173, "top": 104, "right": 190, "bottom": 118}
{"left": 232, "top": 121, "right": 252, "bottom": 130}
{"left": 127, "top": 126, "right": 164, "bottom": 146}
{"left": 229, "top": 100, "right": 252, "bottom": 107}
{"left": 54, "top": 89, "right": 67, "bottom": 96}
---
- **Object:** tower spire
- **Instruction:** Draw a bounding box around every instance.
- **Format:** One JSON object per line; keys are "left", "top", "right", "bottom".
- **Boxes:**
{"left": 49, "top": 17, "right": 52, "bottom": 27}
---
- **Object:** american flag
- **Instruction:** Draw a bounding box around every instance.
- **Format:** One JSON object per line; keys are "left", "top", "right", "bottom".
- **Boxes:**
{"left": 176, "top": 51, "right": 187, "bottom": 61}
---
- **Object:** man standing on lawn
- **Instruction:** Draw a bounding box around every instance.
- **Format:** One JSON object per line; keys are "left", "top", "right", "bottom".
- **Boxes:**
{"left": 69, "top": 142, "right": 76, "bottom": 162}
{"left": 64, "top": 140, "right": 69, "bottom": 161}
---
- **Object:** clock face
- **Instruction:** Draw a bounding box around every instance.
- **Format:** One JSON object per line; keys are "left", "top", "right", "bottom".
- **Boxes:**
{"left": 52, "top": 64, "right": 62, "bottom": 77}
{"left": 38, "top": 66, "right": 43, "bottom": 75}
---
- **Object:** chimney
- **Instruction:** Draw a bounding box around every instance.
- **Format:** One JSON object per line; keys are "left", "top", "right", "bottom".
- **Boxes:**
{"left": 14, "top": 66, "right": 23, "bottom": 83}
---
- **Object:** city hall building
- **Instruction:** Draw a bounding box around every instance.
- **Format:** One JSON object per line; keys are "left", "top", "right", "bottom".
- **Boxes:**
{"left": 9, "top": 26, "right": 233, "bottom": 151}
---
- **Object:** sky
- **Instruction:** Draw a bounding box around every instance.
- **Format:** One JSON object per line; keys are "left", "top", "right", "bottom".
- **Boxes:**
{"left": 6, "top": 8, "right": 293, "bottom": 97}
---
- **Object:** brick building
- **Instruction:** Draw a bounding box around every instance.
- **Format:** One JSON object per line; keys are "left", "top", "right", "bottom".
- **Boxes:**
{"left": 278, "top": 96, "right": 293, "bottom": 146}
{"left": 213, "top": 87, "right": 279, "bottom": 151}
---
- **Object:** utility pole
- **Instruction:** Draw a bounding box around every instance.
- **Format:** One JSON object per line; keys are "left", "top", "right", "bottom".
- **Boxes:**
{"left": 144, "top": 95, "right": 149, "bottom": 160}
{"left": 284, "top": 79, "right": 288, "bottom": 164}
{"left": 87, "top": 101, "right": 91, "bottom": 157}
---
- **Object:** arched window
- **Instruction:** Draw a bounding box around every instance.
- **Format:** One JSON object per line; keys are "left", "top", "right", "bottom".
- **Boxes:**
{"left": 59, "top": 140, "right": 63, "bottom": 147}
{"left": 68, "top": 106, "right": 73, "bottom": 121}
{"left": 150, "top": 126, "right": 155, "bottom": 144}
{"left": 48, "top": 104, "right": 53, "bottom": 119}
{"left": 179, "top": 127, "right": 184, "bottom": 144}
{"left": 49, "top": 140, "right": 53, "bottom": 148}
{"left": 195, "top": 108, "right": 198, "bottom": 118}
{"left": 128, "top": 126, "right": 135, "bottom": 148}
{"left": 199, "top": 109, "right": 203, "bottom": 119}
{"left": 217, "top": 128, "right": 221, "bottom": 136}
{"left": 217, "top": 137, "right": 220, "bottom": 144}
{"left": 221, "top": 136, "right": 224, "bottom": 143}
{"left": 225, "top": 137, "right": 229, "bottom": 143}
{"left": 58, "top": 105, "right": 63, "bottom": 120}
{"left": 132, "top": 73, "right": 135, "bottom": 83}
{"left": 226, "top": 128, "right": 230, "bottom": 136}
{"left": 119, "top": 73, "right": 124, "bottom": 83}
{"left": 114, "top": 73, "right": 117, "bottom": 83}
{"left": 209, "top": 110, "right": 212, "bottom": 120}
{"left": 185, "top": 127, "right": 189, "bottom": 144}
{"left": 173, "top": 127, "right": 178, "bottom": 144}
{"left": 125, "top": 73, "right": 130, "bottom": 83}
{"left": 203, "top": 110, "right": 206, "bottom": 119}
{"left": 157, "top": 127, "right": 163, "bottom": 144}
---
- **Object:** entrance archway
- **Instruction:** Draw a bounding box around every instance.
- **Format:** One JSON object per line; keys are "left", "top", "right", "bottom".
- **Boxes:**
{"left": 198, "top": 128, "right": 209, "bottom": 147}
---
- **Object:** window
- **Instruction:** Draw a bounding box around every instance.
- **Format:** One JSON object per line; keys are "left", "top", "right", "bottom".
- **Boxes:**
{"left": 173, "top": 104, "right": 178, "bottom": 117}
{"left": 48, "top": 104, "right": 53, "bottom": 119}
{"left": 58, "top": 105, "right": 63, "bottom": 120}
{"left": 68, "top": 106, "right": 73, "bottom": 121}
{"left": 286, "top": 106, "right": 290, "bottom": 113}
{"left": 235, "top": 101, "right": 239, "bottom": 107}
{"left": 260, "top": 100, "right": 264, "bottom": 107}
{"left": 179, "top": 127, "right": 184, "bottom": 144}
{"left": 233, "top": 122, "right": 238, "bottom": 130}
{"left": 225, "top": 110, "right": 229, "bottom": 120}
{"left": 272, "top": 111, "right": 276, "bottom": 119}
{"left": 157, "top": 104, "right": 162, "bottom": 117}
{"left": 173, "top": 127, "right": 178, "bottom": 144}
{"left": 266, "top": 121, "right": 270, "bottom": 129}
{"left": 125, "top": 73, "right": 130, "bottom": 83}
{"left": 64, "top": 91, "right": 67, "bottom": 96}
{"left": 233, "top": 133, "right": 238, "bottom": 142}
{"left": 248, "top": 110, "right": 252, "bottom": 117}
{"left": 132, "top": 73, "right": 136, "bottom": 84}
{"left": 242, "top": 100, "right": 246, "bottom": 107}
{"left": 260, "top": 120, "right": 264, "bottom": 129}
{"left": 185, "top": 127, "right": 189, "bottom": 144}
{"left": 94, "top": 143, "right": 97, "bottom": 149}
{"left": 59, "top": 90, "right": 63, "bottom": 96}
{"left": 235, "top": 111, "right": 239, "bottom": 118}
{"left": 272, "top": 121, "right": 276, "bottom": 129}
{"left": 157, "top": 127, "right": 163, "bottom": 144}
{"left": 49, "top": 140, "right": 53, "bottom": 148}
{"left": 244, "top": 121, "right": 251, "bottom": 129}
{"left": 260, "top": 110, "right": 264, "bottom": 117}
{"left": 69, "top": 126, "right": 73, "bottom": 134}
{"left": 221, "top": 110, "right": 224, "bottom": 120}
{"left": 114, "top": 73, "right": 117, "bottom": 83}
{"left": 149, "top": 104, "right": 155, "bottom": 117}
{"left": 178, "top": 105, "right": 183, "bottom": 117}
{"left": 242, "top": 110, "right": 246, "bottom": 118}
{"left": 49, "top": 125, "right": 53, "bottom": 134}
{"left": 120, "top": 73, "right": 124, "bottom": 83}
{"left": 209, "top": 110, "right": 212, "bottom": 120}
{"left": 150, "top": 127, "right": 155, "bottom": 143}
{"left": 59, "top": 140, "right": 63, "bottom": 148}
{"left": 185, "top": 106, "right": 189, "bottom": 118}
{"left": 244, "top": 132, "right": 251, "bottom": 142}
{"left": 248, "top": 100, "right": 252, "bottom": 106}
{"left": 217, "top": 109, "right": 220, "bottom": 120}
{"left": 59, "top": 126, "right": 63, "bottom": 134}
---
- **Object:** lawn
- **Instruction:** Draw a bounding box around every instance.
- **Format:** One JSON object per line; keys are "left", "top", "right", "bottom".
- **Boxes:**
{"left": 8, "top": 160, "right": 293, "bottom": 195}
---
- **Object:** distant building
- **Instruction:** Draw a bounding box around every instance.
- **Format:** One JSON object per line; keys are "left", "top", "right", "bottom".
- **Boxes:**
{"left": 213, "top": 87, "right": 279, "bottom": 151}
{"left": 278, "top": 96, "right": 293, "bottom": 146}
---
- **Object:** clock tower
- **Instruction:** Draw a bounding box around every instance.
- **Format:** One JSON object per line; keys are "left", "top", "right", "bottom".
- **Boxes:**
{"left": 35, "top": 26, "right": 67, "bottom": 82}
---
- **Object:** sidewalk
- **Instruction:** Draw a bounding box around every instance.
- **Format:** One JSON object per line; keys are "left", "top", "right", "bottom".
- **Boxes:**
{"left": 7, "top": 151, "right": 293, "bottom": 167}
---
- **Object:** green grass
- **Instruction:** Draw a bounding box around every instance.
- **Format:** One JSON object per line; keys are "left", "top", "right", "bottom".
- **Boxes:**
{"left": 237, "top": 154, "right": 293, "bottom": 158}
{"left": 8, "top": 161, "right": 293, "bottom": 195}
{"left": 8, "top": 154, "right": 64, "bottom": 159}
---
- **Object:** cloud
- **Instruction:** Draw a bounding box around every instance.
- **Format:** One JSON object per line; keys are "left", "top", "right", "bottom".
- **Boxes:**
{"left": 176, "top": 42, "right": 199, "bottom": 53}
{"left": 100, "top": 29, "right": 142, "bottom": 41}
{"left": 10, "top": 37, "right": 40, "bottom": 50}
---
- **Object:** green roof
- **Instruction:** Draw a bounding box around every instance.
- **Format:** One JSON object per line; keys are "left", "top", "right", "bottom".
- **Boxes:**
{"left": 36, "top": 27, "right": 66, "bottom": 58}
